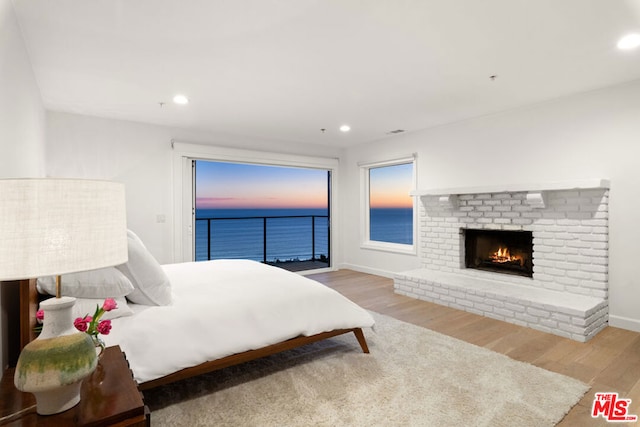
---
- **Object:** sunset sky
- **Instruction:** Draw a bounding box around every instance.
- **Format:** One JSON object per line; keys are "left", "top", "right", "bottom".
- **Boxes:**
{"left": 195, "top": 161, "right": 328, "bottom": 209}
{"left": 369, "top": 162, "right": 413, "bottom": 208}
{"left": 195, "top": 160, "right": 412, "bottom": 210}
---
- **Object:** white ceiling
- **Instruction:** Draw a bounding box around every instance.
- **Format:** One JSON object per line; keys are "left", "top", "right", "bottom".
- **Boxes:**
{"left": 11, "top": 0, "right": 640, "bottom": 147}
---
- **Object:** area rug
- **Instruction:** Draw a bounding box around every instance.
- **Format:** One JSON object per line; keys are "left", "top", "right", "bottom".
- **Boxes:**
{"left": 145, "top": 312, "right": 589, "bottom": 426}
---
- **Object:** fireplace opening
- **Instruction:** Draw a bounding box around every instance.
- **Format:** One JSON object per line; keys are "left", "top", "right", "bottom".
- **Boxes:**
{"left": 463, "top": 229, "right": 533, "bottom": 278}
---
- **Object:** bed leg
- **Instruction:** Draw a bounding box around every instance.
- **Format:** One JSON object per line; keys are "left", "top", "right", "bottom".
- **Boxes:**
{"left": 353, "top": 328, "right": 370, "bottom": 354}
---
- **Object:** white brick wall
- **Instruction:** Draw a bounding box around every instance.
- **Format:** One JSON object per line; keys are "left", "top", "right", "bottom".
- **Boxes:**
{"left": 394, "top": 188, "right": 609, "bottom": 342}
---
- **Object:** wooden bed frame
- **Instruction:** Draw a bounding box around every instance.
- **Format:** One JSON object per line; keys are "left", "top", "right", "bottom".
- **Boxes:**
{"left": 16, "top": 279, "right": 370, "bottom": 391}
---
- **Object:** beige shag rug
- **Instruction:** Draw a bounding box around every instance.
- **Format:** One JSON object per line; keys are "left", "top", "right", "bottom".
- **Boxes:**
{"left": 145, "top": 312, "right": 589, "bottom": 426}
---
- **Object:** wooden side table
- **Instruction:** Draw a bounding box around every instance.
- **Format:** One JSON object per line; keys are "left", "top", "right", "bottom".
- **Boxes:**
{"left": 0, "top": 346, "right": 149, "bottom": 426}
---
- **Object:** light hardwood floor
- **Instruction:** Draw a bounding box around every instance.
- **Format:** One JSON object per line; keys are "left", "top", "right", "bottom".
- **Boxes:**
{"left": 308, "top": 269, "right": 640, "bottom": 427}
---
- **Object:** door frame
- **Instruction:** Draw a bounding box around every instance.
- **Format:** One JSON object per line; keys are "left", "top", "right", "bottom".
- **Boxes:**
{"left": 171, "top": 141, "right": 340, "bottom": 273}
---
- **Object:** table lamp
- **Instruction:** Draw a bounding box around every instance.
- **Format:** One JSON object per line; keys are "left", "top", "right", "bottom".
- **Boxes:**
{"left": 0, "top": 178, "right": 128, "bottom": 415}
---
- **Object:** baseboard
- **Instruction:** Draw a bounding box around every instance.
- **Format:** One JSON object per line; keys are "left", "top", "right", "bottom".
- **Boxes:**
{"left": 336, "top": 263, "right": 396, "bottom": 279}
{"left": 608, "top": 314, "right": 640, "bottom": 333}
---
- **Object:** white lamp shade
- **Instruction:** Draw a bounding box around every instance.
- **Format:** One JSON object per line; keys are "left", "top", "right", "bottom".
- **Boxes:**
{"left": 0, "top": 179, "right": 128, "bottom": 280}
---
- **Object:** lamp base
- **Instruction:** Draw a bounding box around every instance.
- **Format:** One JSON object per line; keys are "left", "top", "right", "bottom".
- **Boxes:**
{"left": 32, "top": 382, "right": 82, "bottom": 415}
{"left": 14, "top": 296, "right": 97, "bottom": 415}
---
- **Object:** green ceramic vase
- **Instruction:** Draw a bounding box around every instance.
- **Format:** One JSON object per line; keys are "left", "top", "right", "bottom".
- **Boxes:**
{"left": 14, "top": 296, "right": 97, "bottom": 415}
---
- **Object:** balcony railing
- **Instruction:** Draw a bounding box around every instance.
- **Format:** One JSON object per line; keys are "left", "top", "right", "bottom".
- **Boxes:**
{"left": 195, "top": 215, "right": 329, "bottom": 268}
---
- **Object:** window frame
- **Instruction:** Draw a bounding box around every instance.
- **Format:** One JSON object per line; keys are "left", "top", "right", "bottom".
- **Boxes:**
{"left": 359, "top": 155, "right": 417, "bottom": 255}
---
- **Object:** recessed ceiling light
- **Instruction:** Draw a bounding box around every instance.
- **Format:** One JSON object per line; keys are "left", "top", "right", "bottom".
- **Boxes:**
{"left": 339, "top": 125, "right": 351, "bottom": 132}
{"left": 617, "top": 33, "right": 640, "bottom": 50}
{"left": 173, "top": 94, "right": 189, "bottom": 105}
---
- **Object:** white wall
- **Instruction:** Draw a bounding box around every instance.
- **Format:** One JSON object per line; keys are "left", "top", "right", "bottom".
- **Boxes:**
{"left": 45, "top": 112, "right": 343, "bottom": 265}
{"left": 0, "top": 0, "right": 46, "bottom": 375}
{"left": 0, "top": 1, "right": 45, "bottom": 177}
{"left": 342, "top": 79, "right": 640, "bottom": 332}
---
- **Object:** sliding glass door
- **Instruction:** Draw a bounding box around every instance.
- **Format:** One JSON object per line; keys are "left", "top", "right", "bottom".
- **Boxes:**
{"left": 193, "top": 160, "right": 331, "bottom": 271}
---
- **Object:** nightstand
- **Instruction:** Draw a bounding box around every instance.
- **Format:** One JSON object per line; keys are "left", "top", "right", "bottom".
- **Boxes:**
{"left": 0, "top": 345, "right": 149, "bottom": 426}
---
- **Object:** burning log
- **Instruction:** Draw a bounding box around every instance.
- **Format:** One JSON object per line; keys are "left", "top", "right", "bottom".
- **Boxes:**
{"left": 490, "top": 247, "right": 524, "bottom": 267}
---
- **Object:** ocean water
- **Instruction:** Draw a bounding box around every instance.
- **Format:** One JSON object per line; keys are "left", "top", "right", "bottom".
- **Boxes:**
{"left": 370, "top": 207, "right": 413, "bottom": 245}
{"left": 194, "top": 207, "right": 413, "bottom": 262}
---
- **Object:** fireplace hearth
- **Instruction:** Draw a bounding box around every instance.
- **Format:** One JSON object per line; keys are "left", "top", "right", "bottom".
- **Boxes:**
{"left": 463, "top": 229, "right": 533, "bottom": 277}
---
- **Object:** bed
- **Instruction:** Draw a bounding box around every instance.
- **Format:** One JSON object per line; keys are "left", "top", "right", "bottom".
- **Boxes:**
{"left": 17, "top": 236, "right": 375, "bottom": 390}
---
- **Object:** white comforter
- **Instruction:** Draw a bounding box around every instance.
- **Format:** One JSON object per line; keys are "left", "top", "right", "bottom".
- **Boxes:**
{"left": 104, "top": 260, "right": 375, "bottom": 384}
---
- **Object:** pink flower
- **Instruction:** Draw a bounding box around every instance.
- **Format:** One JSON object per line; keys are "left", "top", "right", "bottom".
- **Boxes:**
{"left": 74, "top": 316, "right": 91, "bottom": 332}
{"left": 102, "top": 298, "right": 118, "bottom": 312}
{"left": 97, "top": 319, "right": 112, "bottom": 335}
{"left": 36, "top": 309, "right": 44, "bottom": 324}
{"left": 73, "top": 298, "right": 118, "bottom": 341}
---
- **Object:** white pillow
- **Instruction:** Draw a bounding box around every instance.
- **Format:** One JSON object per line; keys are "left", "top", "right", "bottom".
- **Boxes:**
{"left": 37, "top": 267, "right": 134, "bottom": 298}
{"left": 116, "top": 230, "right": 172, "bottom": 306}
{"left": 70, "top": 297, "right": 134, "bottom": 321}
{"left": 127, "top": 228, "right": 147, "bottom": 249}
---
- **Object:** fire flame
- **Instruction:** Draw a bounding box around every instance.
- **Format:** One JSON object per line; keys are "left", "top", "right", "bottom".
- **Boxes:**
{"left": 490, "top": 246, "right": 523, "bottom": 265}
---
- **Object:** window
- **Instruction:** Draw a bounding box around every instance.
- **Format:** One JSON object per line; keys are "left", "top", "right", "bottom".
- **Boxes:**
{"left": 193, "top": 160, "right": 330, "bottom": 270}
{"left": 361, "top": 156, "right": 416, "bottom": 254}
{"left": 171, "top": 142, "right": 339, "bottom": 270}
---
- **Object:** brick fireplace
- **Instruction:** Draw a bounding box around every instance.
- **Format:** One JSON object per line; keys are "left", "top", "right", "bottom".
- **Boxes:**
{"left": 394, "top": 180, "right": 609, "bottom": 342}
